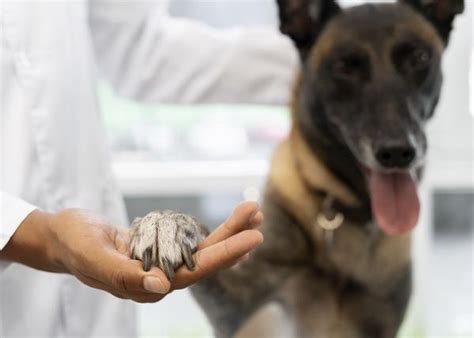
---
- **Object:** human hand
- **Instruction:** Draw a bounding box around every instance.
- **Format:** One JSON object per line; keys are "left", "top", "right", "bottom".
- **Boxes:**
{"left": 1, "top": 202, "right": 263, "bottom": 303}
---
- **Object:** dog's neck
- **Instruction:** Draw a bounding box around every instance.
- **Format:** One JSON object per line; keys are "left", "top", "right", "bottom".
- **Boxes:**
{"left": 267, "top": 130, "right": 367, "bottom": 235}
{"left": 298, "top": 120, "right": 373, "bottom": 205}
{"left": 289, "top": 129, "right": 361, "bottom": 207}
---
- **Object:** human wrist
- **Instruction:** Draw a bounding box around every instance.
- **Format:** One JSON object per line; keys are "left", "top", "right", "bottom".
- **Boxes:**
{"left": 39, "top": 210, "right": 70, "bottom": 273}
{"left": 1, "top": 209, "right": 66, "bottom": 273}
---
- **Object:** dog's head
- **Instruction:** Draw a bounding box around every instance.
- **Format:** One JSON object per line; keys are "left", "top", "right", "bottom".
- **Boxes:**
{"left": 278, "top": 0, "right": 463, "bottom": 235}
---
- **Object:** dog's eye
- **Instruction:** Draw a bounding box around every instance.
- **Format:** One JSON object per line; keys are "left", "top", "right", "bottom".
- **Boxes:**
{"left": 409, "top": 47, "right": 431, "bottom": 71}
{"left": 393, "top": 43, "right": 432, "bottom": 76}
{"left": 332, "top": 53, "right": 368, "bottom": 80}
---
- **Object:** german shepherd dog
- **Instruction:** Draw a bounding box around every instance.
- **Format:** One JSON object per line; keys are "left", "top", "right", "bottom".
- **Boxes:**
{"left": 129, "top": 0, "right": 464, "bottom": 337}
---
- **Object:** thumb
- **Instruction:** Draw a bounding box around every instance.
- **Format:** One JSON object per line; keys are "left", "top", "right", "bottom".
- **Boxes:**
{"left": 95, "top": 248, "right": 171, "bottom": 294}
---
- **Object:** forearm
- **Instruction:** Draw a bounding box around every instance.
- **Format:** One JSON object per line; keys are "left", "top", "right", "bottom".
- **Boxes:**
{"left": 0, "top": 210, "right": 66, "bottom": 273}
{"left": 90, "top": 1, "right": 298, "bottom": 104}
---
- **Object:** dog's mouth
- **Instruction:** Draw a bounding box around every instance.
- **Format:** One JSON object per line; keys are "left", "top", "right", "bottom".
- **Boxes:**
{"left": 365, "top": 169, "right": 420, "bottom": 236}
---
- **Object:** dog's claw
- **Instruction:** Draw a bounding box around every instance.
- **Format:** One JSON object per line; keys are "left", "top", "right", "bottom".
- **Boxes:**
{"left": 142, "top": 247, "right": 153, "bottom": 272}
{"left": 182, "top": 243, "right": 196, "bottom": 270}
{"left": 162, "top": 259, "right": 175, "bottom": 281}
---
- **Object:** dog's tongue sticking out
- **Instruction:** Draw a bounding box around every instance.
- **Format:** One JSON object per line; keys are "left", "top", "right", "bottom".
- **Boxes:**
{"left": 368, "top": 172, "right": 420, "bottom": 235}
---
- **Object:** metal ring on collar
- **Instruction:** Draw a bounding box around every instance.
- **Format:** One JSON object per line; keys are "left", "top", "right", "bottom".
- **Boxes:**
{"left": 316, "top": 212, "right": 344, "bottom": 231}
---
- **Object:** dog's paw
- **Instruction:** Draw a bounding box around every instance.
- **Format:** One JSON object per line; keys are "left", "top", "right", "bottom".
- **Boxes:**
{"left": 129, "top": 210, "right": 206, "bottom": 280}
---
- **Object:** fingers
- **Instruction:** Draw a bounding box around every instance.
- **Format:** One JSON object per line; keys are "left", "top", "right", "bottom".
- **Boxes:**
{"left": 217, "top": 252, "right": 251, "bottom": 272}
{"left": 199, "top": 201, "right": 264, "bottom": 249}
{"left": 112, "top": 259, "right": 171, "bottom": 294}
{"left": 85, "top": 248, "right": 171, "bottom": 295}
{"left": 172, "top": 229, "right": 263, "bottom": 290}
{"left": 72, "top": 202, "right": 264, "bottom": 303}
{"left": 250, "top": 211, "right": 264, "bottom": 227}
{"left": 74, "top": 269, "right": 165, "bottom": 303}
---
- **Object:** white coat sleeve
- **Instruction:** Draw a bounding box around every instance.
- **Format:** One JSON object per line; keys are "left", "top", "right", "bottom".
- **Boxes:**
{"left": 0, "top": 191, "right": 37, "bottom": 250}
{"left": 89, "top": 0, "right": 298, "bottom": 105}
{"left": 0, "top": 192, "right": 37, "bottom": 272}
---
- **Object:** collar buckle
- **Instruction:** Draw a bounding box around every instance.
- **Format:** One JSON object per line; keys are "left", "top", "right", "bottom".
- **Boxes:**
{"left": 316, "top": 195, "right": 345, "bottom": 251}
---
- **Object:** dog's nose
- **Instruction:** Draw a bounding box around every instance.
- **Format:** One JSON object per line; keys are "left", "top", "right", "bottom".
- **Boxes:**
{"left": 375, "top": 146, "right": 415, "bottom": 168}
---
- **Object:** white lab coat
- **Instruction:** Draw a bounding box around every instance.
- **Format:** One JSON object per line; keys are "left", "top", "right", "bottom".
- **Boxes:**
{"left": 0, "top": 0, "right": 297, "bottom": 337}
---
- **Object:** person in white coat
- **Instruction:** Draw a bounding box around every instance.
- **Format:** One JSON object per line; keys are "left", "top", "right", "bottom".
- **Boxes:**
{"left": 0, "top": 1, "right": 297, "bottom": 337}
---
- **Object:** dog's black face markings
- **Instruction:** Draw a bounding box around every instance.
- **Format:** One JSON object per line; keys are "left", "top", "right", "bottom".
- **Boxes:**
{"left": 278, "top": 0, "right": 463, "bottom": 196}
{"left": 306, "top": 6, "right": 442, "bottom": 173}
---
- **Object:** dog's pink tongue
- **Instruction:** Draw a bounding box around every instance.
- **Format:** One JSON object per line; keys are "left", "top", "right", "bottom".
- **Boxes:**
{"left": 369, "top": 172, "right": 420, "bottom": 235}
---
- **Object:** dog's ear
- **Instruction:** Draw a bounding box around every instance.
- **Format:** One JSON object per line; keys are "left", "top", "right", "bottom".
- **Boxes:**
{"left": 400, "top": 0, "right": 464, "bottom": 44}
{"left": 277, "top": 0, "right": 341, "bottom": 58}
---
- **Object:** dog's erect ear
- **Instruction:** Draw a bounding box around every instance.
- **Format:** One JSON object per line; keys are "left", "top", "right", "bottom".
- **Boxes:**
{"left": 277, "top": 0, "right": 341, "bottom": 58}
{"left": 400, "top": 0, "right": 464, "bottom": 44}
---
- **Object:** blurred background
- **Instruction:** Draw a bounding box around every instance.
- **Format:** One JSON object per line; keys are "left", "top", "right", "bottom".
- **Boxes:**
{"left": 99, "top": 0, "right": 473, "bottom": 337}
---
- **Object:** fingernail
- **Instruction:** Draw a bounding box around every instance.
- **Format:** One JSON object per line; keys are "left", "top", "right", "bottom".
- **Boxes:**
{"left": 143, "top": 276, "right": 167, "bottom": 294}
{"left": 249, "top": 211, "right": 263, "bottom": 227}
{"left": 238, "top": 253, "right": 250, "bottom": 263}
{"left": 248, "top": 208, "right": 258, "bottom": 221}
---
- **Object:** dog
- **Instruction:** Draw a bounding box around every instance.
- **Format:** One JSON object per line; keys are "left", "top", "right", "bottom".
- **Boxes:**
{"left": 130, "top": 0, "right": 464, "bottom": 337}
